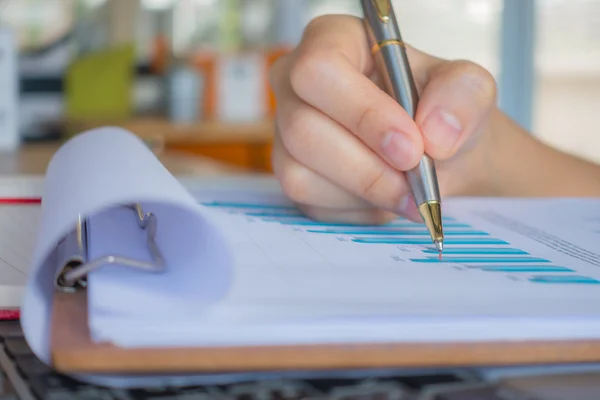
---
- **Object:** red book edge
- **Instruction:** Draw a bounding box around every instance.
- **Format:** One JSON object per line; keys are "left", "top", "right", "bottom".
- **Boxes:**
{"left": 0, "top": 309, "right": 20, "bottom": 320}
{"left": 0, "top": 198, "right": 41, "bottom": 204}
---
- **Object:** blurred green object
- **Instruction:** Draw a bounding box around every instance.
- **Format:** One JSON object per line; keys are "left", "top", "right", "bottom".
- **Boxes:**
{"left": 218, "top": 0, "right": 242, "bottom": 52}
{"left": 65, "top": 44, "right": 135, "bottom": 121}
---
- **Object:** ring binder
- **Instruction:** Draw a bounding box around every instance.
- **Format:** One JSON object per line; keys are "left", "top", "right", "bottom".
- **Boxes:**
{"left": 54, "top": 203, "right": 165, "bottom": 292}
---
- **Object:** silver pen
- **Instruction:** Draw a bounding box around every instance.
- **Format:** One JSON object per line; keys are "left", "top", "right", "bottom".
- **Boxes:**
{"left": 360, "top": 0, "right": 444, "bottom": 253}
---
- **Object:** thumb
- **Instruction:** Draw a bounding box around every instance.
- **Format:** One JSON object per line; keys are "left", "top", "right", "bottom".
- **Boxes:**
{"left": 410, "top": 55, "right": 498, "bottom": 161}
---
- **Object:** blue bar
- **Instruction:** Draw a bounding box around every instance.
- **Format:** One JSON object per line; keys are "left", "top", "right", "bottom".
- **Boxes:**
{"left": 244, "top": 211, "right": 303, "bottom": 218}
{"left": 411, "top": 257, "right": 550, "bottom": 263}
{"left": 422, "top": 248, "right": 528, "bottom": 255}
{"left": 264, "top": 219, "right": 471, "bottom": 228}
{"left": 262, "top": 218, "right": 363, "bottom": 227}
{"left": 529, "top": 275, "right": 600, "bottom": 284}
{"left": 469, "top": 265, "right": 573, "bottom": 272}
{"left": 201, "top": 201, "right": 295, "bottom": 210}
{"left": 353, "top": 237, "right": 509, "bottom": 245}
{"left": 306, "top": 229, "right": 487, "bottom": 236}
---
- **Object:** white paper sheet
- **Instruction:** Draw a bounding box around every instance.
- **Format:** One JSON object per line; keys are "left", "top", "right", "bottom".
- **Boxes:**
{"left": 87, "top": 191, "right": 600, "bottom": 349}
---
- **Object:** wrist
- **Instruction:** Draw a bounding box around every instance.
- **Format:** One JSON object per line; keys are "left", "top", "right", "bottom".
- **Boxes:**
{"left": 480, "top": 108, "right": 600, "bottom": 197}
{"left": 481, "top": 108, "right": 534, "bottom": 196}
{"left": 443, "top": 107, "right": 511, "bottom": 197}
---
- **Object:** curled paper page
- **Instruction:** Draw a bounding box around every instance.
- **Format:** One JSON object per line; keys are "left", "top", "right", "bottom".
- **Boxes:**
{"left": 20, "top": 127, "right": 234, "bottom": 383}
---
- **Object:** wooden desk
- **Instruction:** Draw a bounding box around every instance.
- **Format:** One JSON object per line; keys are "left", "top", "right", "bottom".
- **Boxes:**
{"left": 0, "top": 142, "right": 245, "bottom": 176}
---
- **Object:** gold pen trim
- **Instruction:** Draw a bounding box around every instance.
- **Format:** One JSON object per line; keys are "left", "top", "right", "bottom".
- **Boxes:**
{"left": 372, "top": 0, "right": 392, "bottom": 22}
{"left": 418, "top": 200, "right": 444, "bottom": 243}
{"left": 371, "top": 39, "right": 405, "bottom": 55}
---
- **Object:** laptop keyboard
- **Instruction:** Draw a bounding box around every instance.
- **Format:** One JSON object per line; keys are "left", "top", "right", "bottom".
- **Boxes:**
{"left": 0, "top": 321, "right": 542, "bottom": 400}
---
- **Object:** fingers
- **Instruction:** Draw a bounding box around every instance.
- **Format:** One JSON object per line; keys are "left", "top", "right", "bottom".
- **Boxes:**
{"left": 289, "top": 16, "right": 430, "bottom": 172}
{"left": 269, "top": 14, "right": 498, "bottom": 226}
{"left": 413, "top": 59, "right": 497, "bottom": 161}
{"left": 272, "top": 128, "right": 399, "bottom": 225}
{"left": 297, "top": 203, "right": 399, "bottom": 225}
{"left": 271, "top": 128, "right": 372, "bottom": 210}
{"left": 274, "top": 79, "right": 412, "bottom": 214}
{"left": 271, "top": 44, "right": 413, "bottom": 214}
{"left": 270, "top": 49, "right": 370, "bottom": 210}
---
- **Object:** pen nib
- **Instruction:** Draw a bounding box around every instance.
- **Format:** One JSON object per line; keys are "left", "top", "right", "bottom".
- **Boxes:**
{"left": 434, "top": 239, "right": 443, "bottom": 254}
{"left": 418, "top": 200, "right": 444, "bottom": 257}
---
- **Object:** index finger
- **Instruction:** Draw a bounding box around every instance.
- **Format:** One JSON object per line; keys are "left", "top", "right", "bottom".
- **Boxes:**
{"left": 289, "top": 15, "right": 436, "bottom": 171}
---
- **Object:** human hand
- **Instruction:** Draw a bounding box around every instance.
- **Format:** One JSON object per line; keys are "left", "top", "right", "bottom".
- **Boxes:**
{"left": 269, "top": 15, "right": 497, "bottom": 224}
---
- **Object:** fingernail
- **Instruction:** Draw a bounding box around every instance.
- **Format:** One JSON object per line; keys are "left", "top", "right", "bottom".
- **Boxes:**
{"left": 423, "top": 109, "right": 462, "bottom": 151}
{"left": 381, "top": 132, "right": 415, "bottom": 170}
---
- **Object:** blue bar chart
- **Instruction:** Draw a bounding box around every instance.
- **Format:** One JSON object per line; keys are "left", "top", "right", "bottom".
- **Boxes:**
{"left": 352, "top": 237, "right": 509, "bottom": 245}
{"left": 201, "top": 200, "right": 600, "bottom": 285}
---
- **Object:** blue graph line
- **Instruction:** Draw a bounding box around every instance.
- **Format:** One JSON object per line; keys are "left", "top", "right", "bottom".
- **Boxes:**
{"left": 468, "top": 265, "right": 573, "bottom": 272}
{"left": 244, "top": 211, "right": 304, "bottom": 218}
{"left": 353, "top": 237, "right": 509, "bottom": 245}
{"left": 529, "top": 275, "right": 600, "bottom": 284}
{"left": 306, "top": 229, "right": 488, "bottom": 236}
{"left": 262, "top": 218, "right": 471, "bottom": 228}
{"left": 411, "top": 257, "right": 550, "bottom": 263}
{"left": 201, "top": 201, "right": 295, "bottom": 210}
{"left": 422, "top": 248, "right": 528, "bottom": 255}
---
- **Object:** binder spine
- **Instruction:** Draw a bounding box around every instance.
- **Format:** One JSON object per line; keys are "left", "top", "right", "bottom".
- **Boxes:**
{"left": 54, "top": 203, "right": 165, "bottom": 292}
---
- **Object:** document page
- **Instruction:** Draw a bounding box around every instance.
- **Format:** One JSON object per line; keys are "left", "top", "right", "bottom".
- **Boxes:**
{"left": 89, "top": 189, "right": 600, "bottom": 348}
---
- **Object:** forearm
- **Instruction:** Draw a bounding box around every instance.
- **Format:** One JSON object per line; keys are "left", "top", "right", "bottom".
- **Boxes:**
{"left": 483, "top": 109, "right": 600, "bottom": 197}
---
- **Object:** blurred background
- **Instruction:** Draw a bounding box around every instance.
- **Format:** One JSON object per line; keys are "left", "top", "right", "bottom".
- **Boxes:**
{"left": 0, "top": 0, "right": 598, "bottom": 173}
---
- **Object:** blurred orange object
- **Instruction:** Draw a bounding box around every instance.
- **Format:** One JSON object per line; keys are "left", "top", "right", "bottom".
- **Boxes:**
{"left": 265, "top": 46, "right": 292, "bottom": 118}
{"left": 191, "top": 46, "right": 291, "bottom": 122}
{"left": 150, "top": 35, "right": 170, "bottom": 74}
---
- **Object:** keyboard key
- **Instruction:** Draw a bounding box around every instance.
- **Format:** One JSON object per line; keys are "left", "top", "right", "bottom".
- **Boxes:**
{"left": 400, "top": 374, "right": 465, "bottom": 390}
{"left": 328, "top": 380, "right": 411, "bottom": 400}
{"left": 28, "top": 373, "right": 88, "bottom": 399}
{"left": 174, "top": 386, "right": 230, "bottom": 399}
{"left": 0, "top": 371, "right": 19, "bottom": 397}
{"left": 174, "top": 389, "right": 227, "bottom": 400}
{"left": 430, "top": 384, "right": 536, "bottom": 400}
{"left": 14, "top": 355, "right": 53, "bottom": 379}
{"left": 0, "top": 322, "right": 22, "bottom": 340}
{"left": 70, "top": 387, "right": 116, "bottom": 400}
{"left": 227, "top": 380, "right": 322, "bottom": 400}
{"left": 304, "top": 378, "right": 364, "bottom": 393}
{"left": 3, "top": 338, "right": 31, "bottom": 357}
{"left": 127, "top": 388, "right": 184, "bottom": 399}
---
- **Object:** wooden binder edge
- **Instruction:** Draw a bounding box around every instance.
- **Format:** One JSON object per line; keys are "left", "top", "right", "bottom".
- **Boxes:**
{"left": 50, "top": 291, "right": 600, "bottom": 374}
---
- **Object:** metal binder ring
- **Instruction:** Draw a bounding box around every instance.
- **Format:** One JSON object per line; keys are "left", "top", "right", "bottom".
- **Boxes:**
{"left": 54, "top": 203, "right": 165, "bottom": 292}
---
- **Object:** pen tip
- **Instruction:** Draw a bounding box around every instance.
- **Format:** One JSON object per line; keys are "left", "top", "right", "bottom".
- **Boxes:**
{"left": 434, "top": 239, "right": 443, "bottom": 254}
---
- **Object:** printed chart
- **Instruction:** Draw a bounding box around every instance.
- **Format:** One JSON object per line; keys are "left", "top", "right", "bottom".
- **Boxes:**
{"left": 201, "top": 200, "right": 600, "bottom": 286}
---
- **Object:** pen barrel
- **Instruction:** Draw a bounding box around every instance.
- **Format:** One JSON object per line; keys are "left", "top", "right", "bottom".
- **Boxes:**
{"left": 361, "top": 0, "right": 419, "bottom": 118}
{"left": 406, "top": 156, "right": 441, "bottom": 206}
{"left": 361, "top": 0, "right": 441, "bottom": 205}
